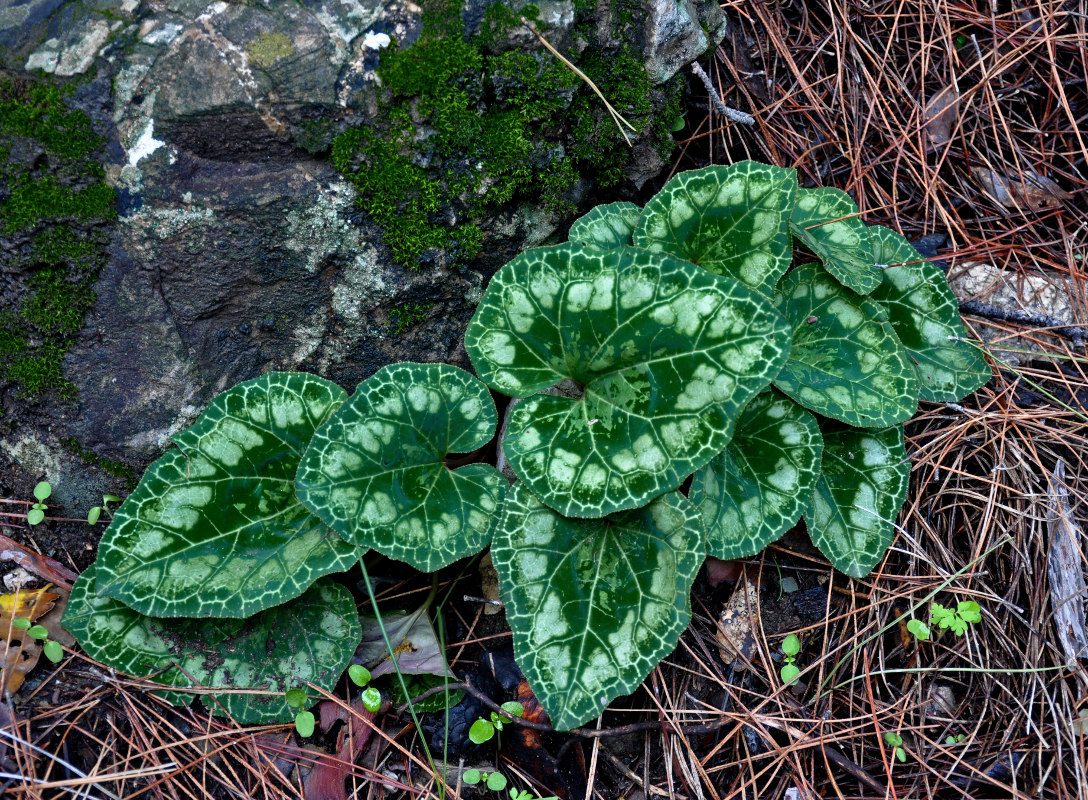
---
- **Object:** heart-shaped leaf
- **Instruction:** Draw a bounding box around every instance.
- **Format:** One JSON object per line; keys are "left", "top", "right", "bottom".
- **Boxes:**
{"left": 94, "top": 373, "right": 357, "bottom": 619}
{"left": 466, "top": 243, "right": 791, "bottom": 517}
{"left": 804, "top": 423, "right": 909, "bottom": 578}
{"left": 568, "top": 202, "right": 640, "bottom": 250}
{"left": 295, "top": 362, "right": 505, "bottom": 571}
{"left": 632, "top": 161, "right": 796, "bottom": 296}
{"left": 690, "top": 391, "right": 823, "bottom": 559}
{"left": 491, "top": 483, "right": 704, "bottom": 731}
{"left": 63, "top": 566, "right": 361, "bottom": 724}
{"left": 867, "top": 225, "right": 990, "bottom": 401}
{"left": 774, "top": 263, "right": 919, "bottom": 428}
{"left": 790, "top": 187, "right": 879, "bottom": 294}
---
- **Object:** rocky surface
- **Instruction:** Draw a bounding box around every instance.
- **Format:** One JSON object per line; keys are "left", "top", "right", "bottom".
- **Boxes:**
{"left": 0, "top": 0, "right": 726, "bottom": 523}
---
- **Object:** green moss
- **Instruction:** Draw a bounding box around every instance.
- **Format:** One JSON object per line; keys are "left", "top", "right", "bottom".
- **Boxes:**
{"left": 61, "top": 436, "right": 138, "bottom": 489}
{"left": 0, "top": 75, "right": 114, "bottom": 402}
{"left": 2, "top": 175, "right": 116, "bottom": 234}
{"left": 389, "top": 302, "right": 436, "bottom": 335}
{"left": 0, "top": 78, "right": 101, "bottom": 160}
{"left": 329, "top": 0, "right": 667, "bottom": 270}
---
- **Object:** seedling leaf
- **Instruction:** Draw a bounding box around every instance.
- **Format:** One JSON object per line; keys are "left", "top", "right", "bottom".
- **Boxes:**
{"left": 568, "top": 202, "right": 640, "bottom": 250}
{"left": 774, "top": 263, "right": 919, "bottom": 428}
{"left": 295, "top": 710, "right": 315, "bottom": 737}
{"left": 463, "top": 769, "right": 482, "bottom": 785}
{"left": 285, "top": 688, "right": 307, "bottom": 708}
{"left": 361, "top": 687, "right": 382, "bottom": 712}
{"left": 296, "top": 363, "right": 505, "bottom": 571}
{"left": 94, "top": 373, "right": 357, "bottom": 618}
{"left": 27, "top": 509, "right": 44, "bottom": 526}
{"left": 469, "top": 718, "right": 495, "bottom": 744}
{"left": 957, "top": 600, "right": 982, "bottom": 623}
{"left": 348, "top": 664, "right": 371, "bottom": 687}
{"left": 906, "top": 619, "right": 930, "bottom": 640}
{"left": 781, "top": 633, "right": 801, "bottom": 657}
{"left": 780, "top": 664, "right": 800, "bottom": 684}
{"left": 33, "top": 482, "right": 51, "bottom": 502}
{"left": 42, "top": 640, "right": 63, "bottom": 663}
{"left": 868, "top": 225, "right": 990, "bottom": 401}
{"left": 63, "top": 566, "right": 361, "bottom": 724}
{"left": 88, "top": 507, "right": 102, "bottom": 525}
{"left": 487, "top": 773, "right": 508, "bottom": 791}
{"left": 467, "top": 243, "right": 791, "bottom": 517}
{"left": 790, "top": 187, "right": 879, "bottom": 294}
{"left": 491, "top": 483, "right": 704, "bottom": 730}
{"left": 805, "top": 423, "right": 909, "bottom": 578}
{"left": 633, "top": 161, "right": 796, "bottom": 296}
{"left": 690, "top": 391, "right": 823, "bottom": 558}
{"left": 500, "top": 701, "right": 524, "bottom": 718}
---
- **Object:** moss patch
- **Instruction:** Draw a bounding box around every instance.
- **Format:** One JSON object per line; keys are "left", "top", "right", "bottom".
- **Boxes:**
{"left": 330, "top": 0, "right": 670, "bottom": 269}
{"left": 388, "top": 302, "right": 436, "bottom": 335}
{"left": 0, "top": 75, "right": 115, "bottom": 402}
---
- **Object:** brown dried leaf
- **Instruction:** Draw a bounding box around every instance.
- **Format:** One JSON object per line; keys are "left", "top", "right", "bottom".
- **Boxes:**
{"left": 924, "top": 87, "right": 959, "bottom": 149}
{"left": 1, "top": 585, "right": 60, "bottom": 693}
{"left": 971, "top": 166, "right": 1073, "bottom": 209}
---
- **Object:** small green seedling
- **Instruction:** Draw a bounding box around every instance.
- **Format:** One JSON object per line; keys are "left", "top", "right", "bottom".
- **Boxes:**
{"left": 780, "top": 633, "right": 801, "bottom": 684}
{"left": 930, "top": 601, "right": 982, "bottom": 636}
{"left": 906, "top": 618, "right": 930, "bottom": 641}
{"left": 28, "top": 482, "right": 50, "bottom": 526}
{"left": 463, "top": 768, "right": 508, "bottom": 791}
{"left": 346, "top": 664, "right": 381, "bottom": 711}
{"left": 285, "top": 688, "right": 314, "bottom": 737}
{"left": 13, "top": 617, "right": 63, "bottom": 663}
{"left": 88, "top": 494, "right": 122, "bottom": 525}
{"left": 469, "top": 701, "right": 524, "bottom": 744}
{"left": 945, "top": 733, "right": 966, "bottom": 745}
{"left": 883, "top": 731, "right": 907, "bottom": 763}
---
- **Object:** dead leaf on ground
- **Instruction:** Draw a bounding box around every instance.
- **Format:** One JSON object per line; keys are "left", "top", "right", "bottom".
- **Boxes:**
{"left": 924, "top": 87, "right": 959, "bottom": 149}
{"left": 715, "top": 575, "right": 761, "bottom": 667}
{"left": 1045, "top": 461, "right": 1088, "bottom": 664}
{"left": 1, "top": 585, "right": 61, "bottom": 693}
{"left": 971, "top": 166, "right": 1073, "bottom": 209}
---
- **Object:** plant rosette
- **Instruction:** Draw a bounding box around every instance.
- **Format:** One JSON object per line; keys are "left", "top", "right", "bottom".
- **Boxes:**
{"left": 59, "top": 160, "right": 989, "bottom": 734}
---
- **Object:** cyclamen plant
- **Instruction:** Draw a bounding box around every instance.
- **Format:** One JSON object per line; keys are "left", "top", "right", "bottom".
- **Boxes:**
{"left": 62, "top": 161, "right": 988, "bottom": 732}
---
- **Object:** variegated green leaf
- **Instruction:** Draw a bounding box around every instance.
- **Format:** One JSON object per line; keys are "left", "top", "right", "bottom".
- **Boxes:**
{"left": 867, "top": 225, "right": 990, "bottom": 401}
{"left": 568, "top": 202, "right": 640, "bottom": 250}
{"left": 632, "top": 161, "right": 796, "bottom": 295}
{"left": 690, "top": 391, "right": 823, "bottom": 559}
{"left": 774, "top": 263, "right": 919, "bottom": 428}
{"left": 295, "top": 363, "right": 505, "bottom": 571}
{"left": 63, "top": 567, "right": 361, "bottom": 724}
{"left": 94, "top": 373, "right": 357, "bottom": 619}
{"left": 790, "top": 187, "right": 879, "bottom": 294}
{"left": 491, "top": 483, "right": 704, "bottom": 731}
{"left": 804, "top": 423, "right": 909, "bottom": 578}
{"left": 465, "top": 243, "right": 791, "bottom": 517}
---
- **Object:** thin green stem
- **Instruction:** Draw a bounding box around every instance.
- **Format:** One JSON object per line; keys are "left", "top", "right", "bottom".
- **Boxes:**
{"left": 358, "top": 558, "right": 446, "bottom": 798}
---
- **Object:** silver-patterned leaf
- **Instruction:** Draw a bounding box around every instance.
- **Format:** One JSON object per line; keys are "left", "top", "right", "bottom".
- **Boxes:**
{"left": 790, "top": 187, "right": 879, "bottom": 294}
{"left": 491, "top": 482, "right": 704, "bottom": 731}
{"left": 690, "top": 391, "right": 823, "bottom": 559}
{"left": 64, "top": 567, "right": 361, "bottom": 724}
{"left": 295, "top": 362, "right": 505, "bottom": 571}
{"left": 804, "top": 423, "right": 909, "bottom": 578}
{"left": 632, "top": 161, "right": 796, "bottom": 296}
{"left": 94, "top": 372, "right": 357, "bottom": 619}
{"left": 774, "top": 263, "right": 919, "bottom": 428}
{"left": 465, "top": 243, "right": 791, "bottom": 517}
{"left": 867, "top": 225, "right": 990, "bottom": 401}
{"left": 568, "top": 202, "right": 641, "bottom": 250}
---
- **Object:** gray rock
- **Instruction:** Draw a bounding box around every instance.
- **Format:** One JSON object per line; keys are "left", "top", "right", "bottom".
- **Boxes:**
{"left": 0, "top": 0, "right": 725, "bottom": 507}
